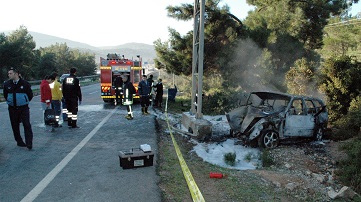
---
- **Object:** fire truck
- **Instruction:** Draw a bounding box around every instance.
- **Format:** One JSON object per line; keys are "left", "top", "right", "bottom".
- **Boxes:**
{"left": 100, "top": 53, "right": 144, "bottom": 103}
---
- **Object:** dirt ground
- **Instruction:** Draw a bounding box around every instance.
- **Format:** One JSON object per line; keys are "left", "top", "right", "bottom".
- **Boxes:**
{"left": 250, "top": 140, "right": 350, "bottom": 201}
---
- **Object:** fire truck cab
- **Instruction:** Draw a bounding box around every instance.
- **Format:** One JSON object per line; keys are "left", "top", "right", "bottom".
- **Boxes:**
{"left": 100, "top": 53, "right": 144, "bottom": 103}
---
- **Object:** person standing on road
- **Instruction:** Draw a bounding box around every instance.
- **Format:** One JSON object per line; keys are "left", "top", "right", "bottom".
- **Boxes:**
{"left": 114, "top": 75, "right": 123, "bottom": 106}
{"left": 50, "top": 73, "right": 62, "bottom": 127}
{"left": 154, "top": 78, "right": 163, "bottom": 108}
{"left": 40, "top": 75, "right": 55, "bottom": 131}
{"left": 121, "top": 74, "right": 136, "bottom": 120}
{"left": 138, "top": 75, "right": 151, "bottom": 115}
{"left": 3, "top": 67, "right": 34, "bottom": 150}
{"left": 61, "top": 97, "right": 68, "bottom": 123}
{"left": 147, "top": 74, "right": 155, "bottom": 106}
{"left": 62, "top": 68, "right": 82, "bottom": 128}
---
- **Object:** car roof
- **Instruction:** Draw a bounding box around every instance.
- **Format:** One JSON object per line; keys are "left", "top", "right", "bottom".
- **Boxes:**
{"left": 251, "top": 91, "right": 324, "bottom": 103}
{"left": 251, "top": 91, "right": 292, "bottom": 100}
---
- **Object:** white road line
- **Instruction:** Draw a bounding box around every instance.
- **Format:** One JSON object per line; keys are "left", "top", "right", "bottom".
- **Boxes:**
{"left": 21, "top": 108, "right": 117, "bottom": 202}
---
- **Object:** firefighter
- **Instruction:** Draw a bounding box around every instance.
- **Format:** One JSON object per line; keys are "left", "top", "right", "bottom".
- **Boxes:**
{"left": 138, "top": 75, "right": 151, "bottom": 115}
{"left": 121, "top": 74, "right": 136, "bottom": 120}
{"left": 62, "top": 67, "right": 82, "bottom": 128}
{"left": 114, "top": 75, "right": 123, "bottom": 106}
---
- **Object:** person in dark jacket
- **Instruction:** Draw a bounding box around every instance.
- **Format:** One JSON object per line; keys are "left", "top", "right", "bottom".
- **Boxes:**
{"left": 147, "top": 74, "right": 155, "bottom": 105}
{"left": 154, "top": 79, "right": 164, "bottom": 108}
{"left": 138, "top": 75, "right": 151, "bottom": 115}
{"left": 121, "top": 74, "right": 136, "bottom": 120}
{"left": 62, "top": 68, "right": 82, "bottom": 128}
{"left": 3, "top": 67, "right": 34, "bottom": 150}
{"left": 114, "top": 75, "right": 123, "bottom": 106}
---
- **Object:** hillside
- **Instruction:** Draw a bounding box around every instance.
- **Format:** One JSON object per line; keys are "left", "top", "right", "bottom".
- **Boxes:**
{"left": 2, "top": 31, "right": 156, "bottom": 62}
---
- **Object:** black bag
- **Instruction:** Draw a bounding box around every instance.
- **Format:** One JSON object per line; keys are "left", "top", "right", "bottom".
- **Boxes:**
{"left": 44, "top": 109, "right": 56, "bottom": 125}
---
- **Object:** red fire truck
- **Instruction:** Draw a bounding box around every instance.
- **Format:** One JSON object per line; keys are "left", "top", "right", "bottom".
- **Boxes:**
{"left": 100, "top": 53, "right": 144, "bottom": 103}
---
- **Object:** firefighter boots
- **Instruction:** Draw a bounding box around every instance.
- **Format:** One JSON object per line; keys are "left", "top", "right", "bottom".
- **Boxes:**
{"left": 125, "top": 114, "right": 133, "bottom": 120}
{"left": 141, "top": 107, "right": 146, "bottom": 115}
{"left": 144, "top": 107, "right": 149, "bottom": 115}
{"left": 71, "top": 120, "right": 80, "bottom": 128}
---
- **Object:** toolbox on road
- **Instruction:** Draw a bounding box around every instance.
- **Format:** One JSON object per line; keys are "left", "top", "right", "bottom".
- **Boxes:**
{"left": 118, "top": 146, "right": 154, "bottom": 169}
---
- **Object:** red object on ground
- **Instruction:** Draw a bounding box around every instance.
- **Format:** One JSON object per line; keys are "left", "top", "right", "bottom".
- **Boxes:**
{"left": 209, "top": 172, "right": 223, "bottom": 178}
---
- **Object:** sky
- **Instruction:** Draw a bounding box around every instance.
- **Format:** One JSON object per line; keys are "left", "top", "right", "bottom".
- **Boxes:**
{"left": 0, "top": 1, "right": 360, "bottom": 47}
{"left": 0, "top": 0, "right": 252, "bottom": 47}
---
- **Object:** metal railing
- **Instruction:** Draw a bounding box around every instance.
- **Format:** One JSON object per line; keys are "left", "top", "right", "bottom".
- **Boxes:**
{"left": 0, "top": 75, "right": 99, "bottom": 91}
{"left": 28, "top": 75, "right": 99, "bottom": 85}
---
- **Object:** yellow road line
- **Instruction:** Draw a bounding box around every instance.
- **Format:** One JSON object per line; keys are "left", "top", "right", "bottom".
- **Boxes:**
{"left": 164, "top": 94, "right": 205, "bottom": 202}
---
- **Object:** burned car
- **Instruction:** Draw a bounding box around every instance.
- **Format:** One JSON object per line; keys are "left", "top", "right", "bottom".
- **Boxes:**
{"left": 226, "top": 92, "right": 328, "bottom": 148}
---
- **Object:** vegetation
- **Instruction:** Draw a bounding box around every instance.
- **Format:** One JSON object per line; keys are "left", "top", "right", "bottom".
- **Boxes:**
{"left": 0, "top": 26, "right": 97, "bottom": 85}
{"left": 224, "top": 152, "right": 236, "bottom": 166}
{"left": 319, "top": 56, "right": 361, "bottom": 122}
{"left": 260, "top": 149, "right": 274, "bottom": 168}
{"left": 155, "top": 0, "right": 361, "bottom": 195}
{"left": 337, "top": 136, "right": 361, "bottom": 194}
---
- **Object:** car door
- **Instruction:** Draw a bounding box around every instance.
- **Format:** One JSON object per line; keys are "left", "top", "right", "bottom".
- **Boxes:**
{"left": 283, "top": 98, "right": 315, "bottom": 137}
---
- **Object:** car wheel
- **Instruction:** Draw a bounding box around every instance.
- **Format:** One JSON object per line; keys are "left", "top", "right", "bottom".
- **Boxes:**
{"left": 314, "top": 127, "right": 324, "bottom": 141}
{"left": 258, "top": 129, "right": 279, "bottom": 149}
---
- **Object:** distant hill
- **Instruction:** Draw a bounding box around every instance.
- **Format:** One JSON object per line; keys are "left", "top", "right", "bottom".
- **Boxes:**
{"left": 2, "top": 31, "right": 156, "bottom": 62}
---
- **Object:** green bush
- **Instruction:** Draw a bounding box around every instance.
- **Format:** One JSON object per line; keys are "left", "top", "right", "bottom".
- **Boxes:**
{"left": 260, "top": 149, "right": 274, "bottom": 168}
{"left": 331, "top": 96, "right": 361, "bottom": 141}
{"left": 337, "top": 137, "right": 361, "bottom": 194}
{"left": 202, "top": 90, "right": 244, "bottom": 115}
{"left": 224, "top": 152, "right": 236, "bottom": 166}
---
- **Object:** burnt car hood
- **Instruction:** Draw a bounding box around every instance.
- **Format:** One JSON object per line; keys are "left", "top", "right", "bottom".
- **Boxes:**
{"left": 227, "top": 105, "right": 280, "bottom": 133}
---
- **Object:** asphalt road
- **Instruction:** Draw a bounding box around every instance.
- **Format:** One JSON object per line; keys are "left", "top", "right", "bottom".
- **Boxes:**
{"left": 0, "top": 83, "right": 161, "bottom": 202}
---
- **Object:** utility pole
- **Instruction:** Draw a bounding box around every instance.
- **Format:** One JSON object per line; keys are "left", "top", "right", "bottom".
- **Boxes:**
{"left": 190, "top": 0, "right": 205, "bottom": 119}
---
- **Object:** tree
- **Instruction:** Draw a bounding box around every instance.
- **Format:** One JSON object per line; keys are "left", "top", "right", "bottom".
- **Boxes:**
{"left": 320, "top": 17, "right": 361, "bottom": 60}
{"left": 38, "top": 43, "right": 97, "bottom": 77}
{"left": 36, "top": 53, "right": 57, "bottom": 79}
{"left": 237, "top": 0, "right": 357, "bottom": 91}
{"left": 285, "top": 58, "right": 317, "bottom": 95}
{"left": 0, "top": 26, "right": 37, "bottom": 82}
{"left": 246, "top": 0, "right": 357, "bottom": 49}
{"left": 39, "top": 43, "right": 74, "bottom": 75}
{"left": 0, "top": 27, "right": 97, "bottom": 84}
{"left": 154, "top": 0, "right": 244, "bottom": 77}
{"left": 71, "top": 49, "right": 97, "bottom": 76}
{"left": 319, "top": 55, "right": 361, "bottom": 121}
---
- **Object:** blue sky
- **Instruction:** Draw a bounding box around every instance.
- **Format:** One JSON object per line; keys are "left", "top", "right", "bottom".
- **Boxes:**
{"left": 0, "top": 0, "right": 359, "bottom": 47}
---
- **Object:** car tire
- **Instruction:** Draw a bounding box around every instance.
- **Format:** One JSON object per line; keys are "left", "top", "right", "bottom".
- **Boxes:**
{"left": 258, "top": 129, "right": 279, "bottom": 149}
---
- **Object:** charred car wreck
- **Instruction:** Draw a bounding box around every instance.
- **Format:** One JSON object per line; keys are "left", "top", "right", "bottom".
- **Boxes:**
{"left": 226, "top": 92, "right": 328, "bottom": 148}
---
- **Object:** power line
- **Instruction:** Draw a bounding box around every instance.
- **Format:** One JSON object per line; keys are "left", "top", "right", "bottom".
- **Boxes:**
{"left": 325, "top": 18, "right": 361, "bottom": 28}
